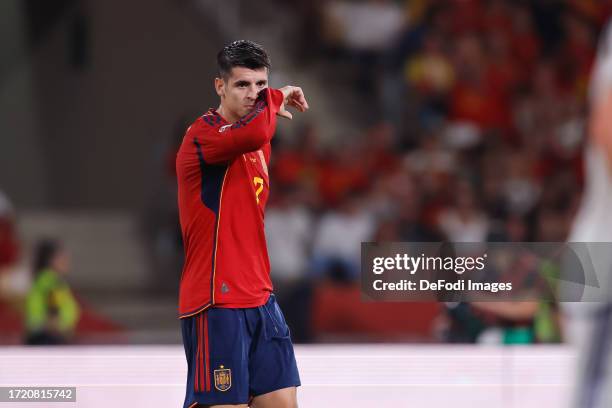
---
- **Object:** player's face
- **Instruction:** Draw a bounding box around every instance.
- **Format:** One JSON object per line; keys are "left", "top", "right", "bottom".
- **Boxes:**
{"left": 216, "top": 67, "right": 269, "bottom": 120}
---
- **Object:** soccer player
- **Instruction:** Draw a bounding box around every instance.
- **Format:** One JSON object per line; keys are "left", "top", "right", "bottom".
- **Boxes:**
{"left": 176, "top": 40, "right": 308, "bottom": 408}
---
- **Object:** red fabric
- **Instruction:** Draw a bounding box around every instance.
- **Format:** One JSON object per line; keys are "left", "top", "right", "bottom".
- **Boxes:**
{"left": 204, "top": 313, "right": 210, "bottom": 391}
{"left": 312, "top": 283, "right": 441, "bottom": 340}
{"left": 75, "top": 308, "right": 124, "bottom": 332}
{"left": 176, "top": 88, "right": 284, "bottom": 317}
{"left": 272, "top": 150, "right": 322, "bottom": 187}
{"left": 565, "top": 39, "right": 596, "bottom": 92}
{"left": 0, "top": 301, "right": 21, "bottom": 331}
{"left": 196, "top": 314, "right": 202, "bottom": 392}
{"left": 317, "top": 157, "right": 369, "bottom": 206}
{"left": 512, "top": 33, "right": 540, "bottom": 67}
{"left": 0, "top": 219, "right": 19, "bottom": 269}
{"left": 449, "top": 72, "right": 511, "bottom": 129}
{"left": 449, "top": 0, "right": 485, "bottom": 34}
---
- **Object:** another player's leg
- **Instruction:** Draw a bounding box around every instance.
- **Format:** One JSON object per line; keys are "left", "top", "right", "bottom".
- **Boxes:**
{"left": 250, "top": 386, "right": 297, "bottom": 408}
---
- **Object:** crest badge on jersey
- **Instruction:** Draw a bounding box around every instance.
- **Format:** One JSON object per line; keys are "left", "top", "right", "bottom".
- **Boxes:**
{"left": 214, "top": 365, "right": 232, "bottom": 391}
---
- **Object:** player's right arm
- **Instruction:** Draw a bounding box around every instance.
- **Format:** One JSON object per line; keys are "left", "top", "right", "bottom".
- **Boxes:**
{"left": 277, "top": 85, "right": 309, "bottom": 120}
{"left": 192, "top": 88, "right": 284, "bottom": 164}
{"left": 190, "top": 86, "right": 309, "bottom": 164}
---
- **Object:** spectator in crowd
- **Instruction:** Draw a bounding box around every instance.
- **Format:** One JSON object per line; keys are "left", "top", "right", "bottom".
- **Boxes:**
{"left": 271, "top": 0, "right": 604, "bottom": 342}
{"left": 25, "top": 239, "right": 80, "bottom": 345}
{"left": 437, "top": 180, "right": 489, "bottom": 242}
{"left": 311, "top": 192, "right": 375, "bottom": 281}
{"left": 266, "top": 186, "right": 313, "bottom": 289}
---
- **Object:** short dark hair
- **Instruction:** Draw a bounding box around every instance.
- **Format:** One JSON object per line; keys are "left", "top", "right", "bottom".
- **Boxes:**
{"left": 33, "top": 238, "right": 62, "bottom": 275}
{"left": 217, "top": 40, "right": 271, "bottom": 78}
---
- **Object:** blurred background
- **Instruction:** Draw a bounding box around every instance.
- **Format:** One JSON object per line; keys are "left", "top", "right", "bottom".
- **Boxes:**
{"left": 0, "top": 0, "right": 609, "bottom": 347}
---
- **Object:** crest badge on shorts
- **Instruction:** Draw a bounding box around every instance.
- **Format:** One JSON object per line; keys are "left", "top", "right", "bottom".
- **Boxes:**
{"left": 214, "top": 365, "right": 232, "bottom": 391}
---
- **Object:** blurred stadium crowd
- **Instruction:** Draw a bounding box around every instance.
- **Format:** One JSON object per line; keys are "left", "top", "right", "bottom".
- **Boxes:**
{"left": 1, "top": 0, "right": 611, "bottom": 345}
{"left": 262, "top": 0, "right": 609, "bottom": 343}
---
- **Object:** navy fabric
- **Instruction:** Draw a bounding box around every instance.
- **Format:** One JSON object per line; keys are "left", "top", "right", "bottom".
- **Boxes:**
{"left": 181, "top": 294, "right": 300, "bottom": 407}
{"left": 193, "top": 138, "right": 227, "bottom": 212}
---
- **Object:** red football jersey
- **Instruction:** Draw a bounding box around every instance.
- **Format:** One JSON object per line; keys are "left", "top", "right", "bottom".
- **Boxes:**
{"left": 176, "top": 88, "right": 284, "bottom": 318}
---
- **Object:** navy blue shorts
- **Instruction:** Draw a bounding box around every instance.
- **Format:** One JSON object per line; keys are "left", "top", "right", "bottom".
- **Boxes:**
{"left": 181, "top": 294, "right": 300, "bottom": 407}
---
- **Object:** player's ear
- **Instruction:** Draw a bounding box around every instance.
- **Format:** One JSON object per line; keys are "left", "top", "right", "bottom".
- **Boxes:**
{"left": 214, "top": 77, "right": 225, "bottom": 98}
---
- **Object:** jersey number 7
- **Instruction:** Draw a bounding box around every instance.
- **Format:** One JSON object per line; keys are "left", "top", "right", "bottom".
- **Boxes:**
{"left": 253, "top": 177, "right": 264, "bottom": 204}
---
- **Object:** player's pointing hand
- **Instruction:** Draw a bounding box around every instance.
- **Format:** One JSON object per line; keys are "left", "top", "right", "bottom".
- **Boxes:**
{"left": 278, "top": 86, "right": 309, "bottom": 120}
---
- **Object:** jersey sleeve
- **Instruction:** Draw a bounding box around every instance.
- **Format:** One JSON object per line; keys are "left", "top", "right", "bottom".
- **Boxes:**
{"left": 193, "top": 88, "right": 284, "bottom": 164}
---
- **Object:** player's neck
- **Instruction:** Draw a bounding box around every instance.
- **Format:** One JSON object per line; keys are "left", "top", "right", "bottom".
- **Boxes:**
{"left": 217, "top": 105, "right": 239, "bottom": 124}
